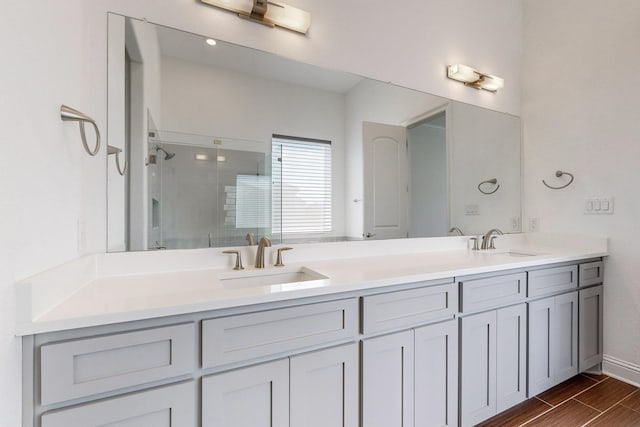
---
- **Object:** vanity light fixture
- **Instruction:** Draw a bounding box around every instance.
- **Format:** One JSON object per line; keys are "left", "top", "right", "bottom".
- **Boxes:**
{"left": 447, "top": 64, "right": 504, "bottom": 93}
{"left": 206, "top": 38, "right": 217, "bottom": 46}
{"left": 200, "top": 0, "right": 311, "bottom": 34}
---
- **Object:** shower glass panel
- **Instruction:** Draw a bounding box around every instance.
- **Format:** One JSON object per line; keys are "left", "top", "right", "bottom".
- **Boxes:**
{"left": 147, "top": 141, "right": 273, "bottom": 249}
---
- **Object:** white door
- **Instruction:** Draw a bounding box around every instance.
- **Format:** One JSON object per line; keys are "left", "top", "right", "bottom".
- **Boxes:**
{"left": 363, "top": 122, "right": 408, "bottom": 240}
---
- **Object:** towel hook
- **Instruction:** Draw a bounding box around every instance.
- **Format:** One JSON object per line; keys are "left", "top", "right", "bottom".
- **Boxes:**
{"left": 108, "top": 145, "right": 128, "bottom": 176}
{"left": 542, "top": 170, "right": 574, "bottom": 190}
{"left": 60, "top": 104, "right": 101, "bottom": 156}
{"left": 478, "top": 178, "right": 500, "bottom": 195}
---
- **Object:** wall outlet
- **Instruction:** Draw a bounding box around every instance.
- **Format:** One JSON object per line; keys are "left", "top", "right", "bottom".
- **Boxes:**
{"left": 528, "top": 218, "right": 539, "bottom": 232}
{"left": 511, "top": 217, "right": 521, "bottom": 231}
{"left": 465, "top": 204, "right": 480, "bottom": 215}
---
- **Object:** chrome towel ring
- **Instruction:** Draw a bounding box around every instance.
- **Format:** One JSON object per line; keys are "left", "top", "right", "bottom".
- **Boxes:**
{"left": 60, "top": 104, "right": 101, "bottom": 156}
{"left": 543, "top": 170, "right": 574, "bottom": 190}
{"left": 478, "top": 178, "right": 500, "bottom": 195}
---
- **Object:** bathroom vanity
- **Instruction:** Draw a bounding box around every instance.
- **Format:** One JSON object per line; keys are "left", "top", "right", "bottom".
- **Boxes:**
{"left": 17, "top": 235, "right": 606, "bottom": 427}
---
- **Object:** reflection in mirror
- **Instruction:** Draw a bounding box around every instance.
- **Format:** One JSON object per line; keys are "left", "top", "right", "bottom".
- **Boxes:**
{"left": 107, "top": 14, "right": 521, "bottom": 252}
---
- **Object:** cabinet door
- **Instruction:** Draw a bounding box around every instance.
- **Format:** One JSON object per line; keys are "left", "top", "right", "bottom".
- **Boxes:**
{"left": 527, "top": 296, "right": 554, "bottom": 396}
{"left": 460, "top": 311, "right": 497, "bottom": 427}
{"left": 496, "top": 304, "right": 527, "bottom": 412}
{"left": 362, "top": 330, "right": 414, "bottom": 427}
{"left": 202, "top": 359, "right": 289, "bottom": 427}
{"left": 415, "top": 319, "right": 458, "bottom": 427}
{"left": 41, "top": 381, "right": 195, "bottom": 427}
{"left": 553, "top": 291, "right": 578, "bottom": 384}
{"left": 290, "top": 343, "right": 358, "bottom": 427}
{"left": 579, "top": 285, "right": 604, "bottom": 372}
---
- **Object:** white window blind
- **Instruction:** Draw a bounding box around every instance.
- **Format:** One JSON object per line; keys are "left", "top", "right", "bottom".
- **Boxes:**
{"left": 235, "top": 175, "right": 272, "bottom": 228}
{"left": 272, "top": 135, "right": 332, "bottom": 234}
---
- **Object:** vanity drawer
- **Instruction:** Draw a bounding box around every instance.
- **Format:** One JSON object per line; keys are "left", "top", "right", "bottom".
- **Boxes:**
{"left": 528, "top": 265, "right": 578, "bottom": 297}
{"left": 40, "top": 323, "right": 195, "bottom": 406}
{"left": 362, "top": 281, "right": 457, "bottom": 334}
{"left": 460, "top": 273, "right": 526, "bottom": 313}
{"left": 202, "top": 298, "right": 358, "bottom": 368}
{"left": 580, "top": 261, "right": 604, "bottom": 287}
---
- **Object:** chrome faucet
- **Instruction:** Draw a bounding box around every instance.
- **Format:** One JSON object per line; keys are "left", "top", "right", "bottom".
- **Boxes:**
{"left": 255, "top": 236, "right": 272, "bottom": 268}
{"left": 449, "top": 227, "right": 464, "bottom": 236}
{"left": 481, "top": 228, "right": 503, "bottom": 250}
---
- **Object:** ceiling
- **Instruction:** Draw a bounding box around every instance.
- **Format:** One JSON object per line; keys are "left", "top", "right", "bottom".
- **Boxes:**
{"left": 155, "top": 23, "right": 363, "bottom": 94}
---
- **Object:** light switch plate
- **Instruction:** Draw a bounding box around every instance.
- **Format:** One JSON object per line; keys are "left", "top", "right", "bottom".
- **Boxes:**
{"left": 584, "top": 197, "right": 614, "bottom": 214}
{"left": 465, "top": 204, "right": 480, "bottom": 215}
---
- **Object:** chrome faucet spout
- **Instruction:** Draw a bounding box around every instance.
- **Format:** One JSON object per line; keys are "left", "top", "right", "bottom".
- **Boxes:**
{"left": 255, "top": 236, "right": 272, "bottom": 268}
{"left": 481, "top": 228, "right": 503, "bottom": 250}
{"left": 449, "top": 227, "right": 464, "bottom": 236}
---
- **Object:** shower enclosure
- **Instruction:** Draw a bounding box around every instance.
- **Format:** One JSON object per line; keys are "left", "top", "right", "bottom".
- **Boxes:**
{"left": 143, "top": 140, "right": 274, "bottom": 250}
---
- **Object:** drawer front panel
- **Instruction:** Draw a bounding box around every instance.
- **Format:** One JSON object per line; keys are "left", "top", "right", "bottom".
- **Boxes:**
{"left": 362, "top": 282, "right": 457, "bottom": 334}
{"left": 460, "top": 273, "right": 526, "bottom": 313}
{"left": 40, "top": 323, "right": 195, "bottom": 406}
{"left": 41, "top": 381, "right": 195, "bottom": 427}
{"left": 202, "top": 299, "right": 358, "bottom": 368}
{"left": 528, "top": 265, "right": 577, "bottom": 297}
{"left": 579, "top": 261, "right": 604, "bottom": 287}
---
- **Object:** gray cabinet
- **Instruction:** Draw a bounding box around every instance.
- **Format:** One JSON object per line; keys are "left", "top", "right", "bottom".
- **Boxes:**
{"left": 41, "top": 381, "right": 195, "bottom": 427}
{"left": 554, "top": 292, "right": 579, "bottom": 384}
{"left": 290, "top": 343, "right": 359, "bottom": 427}
{"left": 203, "top": 344, "right": 359, "bottom": 427}
{"left": 579, "top": 285, "right": 604, "bottom": 371}
{"left": 460, "top": 304, "right": 526, "bottom": 427}
{"left": 40, "top": 323, "right": 195, "bottom": 405}
{"left": 528, "top": 291, "right": 578, "bottom": 397}
{"left": 202, "top": 358, "right": 290, "bottom": 427}
{"left": 496, "top": 303, "right": 527, "bottom": 412}
{"left": 460, "top": 310, "right": 496, "bottom": 427}
{"left": 362, "top": 330, "right": 414, "bottom": 427}
{"left": 415, "top": 319, "right": 458, "bottom": 427}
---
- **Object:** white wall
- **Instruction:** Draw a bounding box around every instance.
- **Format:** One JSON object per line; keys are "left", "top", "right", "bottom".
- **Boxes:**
{"left": 160, "top": 56, "right": 346, "bottom": 238}
{"left": 522, "top": 0, "right": 640, "bottom": 383}
{"left": 449, "top": 102, "right": 522, "bottom": 235}
{"left": 1, "top": 1, "right": 522, "bottom": 423}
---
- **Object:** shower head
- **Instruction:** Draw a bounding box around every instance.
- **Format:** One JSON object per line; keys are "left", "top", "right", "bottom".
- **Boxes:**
{"left": 156, "top": 146, "right": 175, "bottom": 160}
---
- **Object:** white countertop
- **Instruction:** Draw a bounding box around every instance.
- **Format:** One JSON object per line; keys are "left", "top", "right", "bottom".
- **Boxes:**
{"left": 15, "top": 233, "right": 608, "bottom": 336}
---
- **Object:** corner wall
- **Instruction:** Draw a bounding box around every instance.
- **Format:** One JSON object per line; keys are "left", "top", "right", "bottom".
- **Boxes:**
{"left": 522, "top": 0, "right": 640, "bottom": 382}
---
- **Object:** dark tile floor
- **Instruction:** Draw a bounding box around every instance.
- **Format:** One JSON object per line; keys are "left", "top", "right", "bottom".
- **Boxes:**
{"left": 477, "top": 374, "right": 640, "bottom": 426}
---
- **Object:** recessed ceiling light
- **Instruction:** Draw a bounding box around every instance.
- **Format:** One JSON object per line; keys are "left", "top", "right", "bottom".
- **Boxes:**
{"left": 206, "top": 38, "right": 217, "bottom": 46}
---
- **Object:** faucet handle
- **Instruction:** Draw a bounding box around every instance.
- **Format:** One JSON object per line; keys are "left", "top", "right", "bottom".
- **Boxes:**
{"left": 274, "top": 247, "right": 293, "bottom": 267}
{"left": 489, "top": 236, "right": 498, "bottom": 250}
{"left": 469, "top": 237, "right": 479, "bottom": 251}
{"left": 223, "top": 250, "right": 244, "bottom": 270}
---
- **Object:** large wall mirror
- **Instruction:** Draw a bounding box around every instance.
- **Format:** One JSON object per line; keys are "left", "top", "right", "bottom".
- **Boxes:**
{"left": 107, "top": 14, "right": 521, "bottom": 252}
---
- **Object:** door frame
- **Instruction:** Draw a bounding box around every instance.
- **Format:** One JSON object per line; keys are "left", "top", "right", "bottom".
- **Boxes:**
{"left": 402, "top": 103, "right": 452, "bottom": 235}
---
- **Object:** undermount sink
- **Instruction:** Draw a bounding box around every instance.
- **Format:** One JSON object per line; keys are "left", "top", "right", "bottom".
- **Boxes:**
{"left": 218, "top": 266, "right": 329, "bottom": 289}
{"left": 490, "top": 249, "right": 539, "bottom": 257}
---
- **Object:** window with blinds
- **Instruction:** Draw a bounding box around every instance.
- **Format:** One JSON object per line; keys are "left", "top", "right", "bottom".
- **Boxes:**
{"left": 272, "top": 135, "right": 332, "bottom": 234}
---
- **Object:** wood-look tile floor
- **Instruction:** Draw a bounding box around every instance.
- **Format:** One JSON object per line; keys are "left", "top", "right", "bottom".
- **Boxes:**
{"left": 477, "top": 374, "right": 640, "bottom": 426}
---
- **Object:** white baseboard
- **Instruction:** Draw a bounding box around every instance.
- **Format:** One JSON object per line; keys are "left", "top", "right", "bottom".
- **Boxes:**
{"left": 602, "top": 354, "right": 640, "bottom": 388}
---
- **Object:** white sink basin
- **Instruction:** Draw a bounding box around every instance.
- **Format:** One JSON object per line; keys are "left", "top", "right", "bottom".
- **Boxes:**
{"left": 218, "top": 267, "right": 329, "bottom": 289}
{"left": 486, "top": 249, "right": 540, "bottom": 257}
